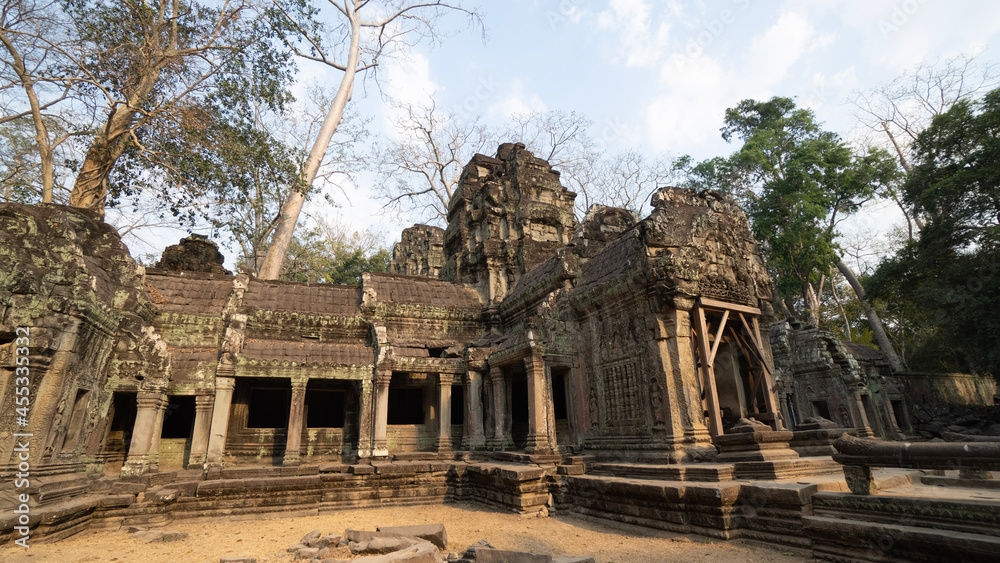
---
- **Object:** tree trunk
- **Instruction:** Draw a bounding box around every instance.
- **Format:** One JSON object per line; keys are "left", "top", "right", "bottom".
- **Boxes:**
{"left": 68, "top": 67, "right": 163, "bottom": 215}
{"left": 0, "top": 29, "right": 54, "bottom": 202}
{"left": 836, "top": 258, "right": 904, "bottom": 372}
{"left": 257, "top": 13, "right": 362, "bottom": 280}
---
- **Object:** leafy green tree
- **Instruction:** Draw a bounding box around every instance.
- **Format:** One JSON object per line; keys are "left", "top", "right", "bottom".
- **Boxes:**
{"left": 685, "top": 97, "right": 898, "bottom": 324}
{"left": 278, "top": 217, "right": 391, "bottom": 285}
{"left": 870, "top": 88, "right": 1000, "bottom": 374}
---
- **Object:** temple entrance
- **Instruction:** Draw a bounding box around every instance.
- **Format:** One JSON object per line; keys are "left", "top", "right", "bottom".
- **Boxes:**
{"left": 160, "top": 395, "right": 195, "bottom": 467}
{"left": 692, "top": 297, "right": 781, "bottom": 436}
{"left": 551, "top": 367, "right": 572, "bottom": 446}
{"left": 509, "top": 365, "right": 529, "bottom": 450}
{"left": 103, "top": 392, "right": 137, "bottom": 465}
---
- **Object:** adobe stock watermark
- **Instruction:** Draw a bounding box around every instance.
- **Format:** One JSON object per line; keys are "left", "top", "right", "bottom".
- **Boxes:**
{"left": 545, "top": 0, "right": 583, "bottom": 30}
{"left": 670, "top": 0, "right": 751, "bottom": 71}
{"left": 878, "top": 0, "right": 929, "bottom": 39}
{"left": 594, "top": 116, "right": 629, "bottom": 153}
{"left": 454, "top": 74, "right": 500, "bottom": 120}
{"left": 12, "top": 326, "right": 34, "bottom": 548}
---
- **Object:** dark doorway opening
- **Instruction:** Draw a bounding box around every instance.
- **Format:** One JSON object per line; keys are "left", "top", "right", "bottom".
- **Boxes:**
{"left": 510, "top": 365, "right": 529, "bottom": 450}
{"left": 551, "top": 369, "right": 568, "bottom": 421}
{"left": 451, "top": 383, "right": 464, "bottom": 425}
{"left": 107, "top": 392, "right": 137, "bottom": 456}
{"left": 161, "top": 395, "right": 196, "bottom": 439}
{"left": 388, "top": 387, "right": 425, "bottom": 425}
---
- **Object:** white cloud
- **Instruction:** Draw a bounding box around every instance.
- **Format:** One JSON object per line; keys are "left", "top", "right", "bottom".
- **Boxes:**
{"left": 744, "top": 10, "right": 817, "bottom": 90}
{"left": 487, "top": 81, "right": 547, "bottom": 121}
{"left": 597, "top": 0, "right": 675, "bottom": 67}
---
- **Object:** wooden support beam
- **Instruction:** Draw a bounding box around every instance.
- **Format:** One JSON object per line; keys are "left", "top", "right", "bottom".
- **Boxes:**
{"left": 693, "top": 304, "right": 723, "bottom": 437}
{"left": 698, "top": 297, "right": 762, "bottom": 316}
{"left": 707, "top": 309, "right": 730, "bottom": 367}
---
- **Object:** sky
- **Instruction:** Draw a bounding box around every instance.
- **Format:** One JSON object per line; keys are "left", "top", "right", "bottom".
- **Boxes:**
{"left": 123, "top": 0, "right": 1000, "bottom": 269}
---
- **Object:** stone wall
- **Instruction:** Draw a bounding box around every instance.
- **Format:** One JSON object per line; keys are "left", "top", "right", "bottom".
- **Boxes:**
{"left": 390, "top": 224, "right": 445, "bottom": 278}
{"left": 0, "top": 203, "right": 162, "bottom": 479}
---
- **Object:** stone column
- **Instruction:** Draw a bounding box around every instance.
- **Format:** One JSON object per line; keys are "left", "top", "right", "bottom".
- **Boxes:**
{"left": 372, "top": 371, "right": 391, "bottom": 458}
{"left": 437, "top": 374, "right": 454, "bottom": 452}
{"left": 489, "top": 366, "right": 508, "bottom": 450}
{"left": 283, "top": 379, "right": 307, "bottom": 466}
{"left": 120, "top": 391, "right": 167, "bottom": 479}
{"left": 147, "top": 399, "right": 168, "bottom": 473}
{"left": 205, "top": 376, "right": 236, "bottom": 470}
{"left": 524, "top": 353, "right": 553, "bottom": 454}
{"left": 462, "top": 370, "right": 485, "bottom": 449}
{"left": 357, "top": 378, "right": 375, "bottom": 460}
{"left": 187, "top": 395, "right": 214, "bottom": 468}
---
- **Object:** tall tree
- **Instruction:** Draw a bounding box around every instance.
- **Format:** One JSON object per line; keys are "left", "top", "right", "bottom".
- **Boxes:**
{"left": 851, "top": 52, "right": 1000, "bottom": 236}
{"left": 869, "top": 88, "right": 1000, "bottom": 374}
{"left": 59, "top": 0, "right": 291, "bottom": 215}
{"left": 256, "top": 0, "right": 482, "bottom": 280}
{"left": 683, "top": 97, "right": 903, "bottom": 370}
{"left": 0, "top": 0, "right": 79, "bottom": 202}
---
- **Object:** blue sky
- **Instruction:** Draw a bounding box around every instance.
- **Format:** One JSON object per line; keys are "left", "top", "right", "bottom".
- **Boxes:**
{"left": 126, "top": 1, "right": 1000, "bottom": 268}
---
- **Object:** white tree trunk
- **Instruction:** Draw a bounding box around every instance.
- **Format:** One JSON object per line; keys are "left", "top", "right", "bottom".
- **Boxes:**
{"left": 836, "top": 258, "right": 904, "bottom": 372}
{"left": 257, "top": 14, "right": 362, "bottom": 280}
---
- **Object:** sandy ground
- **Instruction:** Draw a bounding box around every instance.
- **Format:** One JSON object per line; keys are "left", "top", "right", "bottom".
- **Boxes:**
{"left": 1, "top": 502, "right": 817, "bottom": 563}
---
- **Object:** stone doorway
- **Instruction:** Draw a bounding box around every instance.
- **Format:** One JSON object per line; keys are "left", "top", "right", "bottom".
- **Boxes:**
{"left": 509, "top": 365, "right": 529, "bottom": 450}
{"left": 103, "top": 392, "right": 137, "bottom": 465}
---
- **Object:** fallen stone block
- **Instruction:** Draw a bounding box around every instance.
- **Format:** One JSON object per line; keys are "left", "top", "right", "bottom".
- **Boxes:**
{"left": 300, "top": 528, "right": 323, "bottom": 546}
{"left": 351, "top": 536, "right": 417, "bottom": 555}
{"left": 352, "top": 540, "right": 443, "bottom": 563}
{"left": 220, "top": 558, "right": 257, "bottom": 563}
{"left": 133, "top": 530, "right": 188, "bottom": 543}
{"left": 474, "top": 549, "right": 552, "bottom": 563}
{"left": 295, "top": 546, "right": 320, "bottom": 559}
{"left": 377, "top": 523, "right": 448, "bottom": 549}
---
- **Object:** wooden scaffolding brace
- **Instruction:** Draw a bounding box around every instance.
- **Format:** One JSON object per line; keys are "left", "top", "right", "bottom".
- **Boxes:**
{"left": 692, "top": 297, "right": 781, "bottom": 437}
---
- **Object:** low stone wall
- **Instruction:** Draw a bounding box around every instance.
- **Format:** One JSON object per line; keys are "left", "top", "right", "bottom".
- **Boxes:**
{"left": 896, "top": 372, "right": 996, "bottom": 406}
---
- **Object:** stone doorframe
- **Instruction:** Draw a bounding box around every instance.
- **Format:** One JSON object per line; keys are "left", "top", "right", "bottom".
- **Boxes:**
{"left": 692, "top": 297, "right": 780, "bottom": 437}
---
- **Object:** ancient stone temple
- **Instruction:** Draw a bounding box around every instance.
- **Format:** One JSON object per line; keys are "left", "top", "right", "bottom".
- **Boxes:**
{"left": 3, "top": 143, "right": 998, "bottom": 561}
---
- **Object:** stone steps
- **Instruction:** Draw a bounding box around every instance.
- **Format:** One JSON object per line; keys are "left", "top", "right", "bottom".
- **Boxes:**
{"left": 586, "top": 462, "right": 736, "bottom": 482}
{"left": 805, "top": 514, "right": 1000, "bottom": 562}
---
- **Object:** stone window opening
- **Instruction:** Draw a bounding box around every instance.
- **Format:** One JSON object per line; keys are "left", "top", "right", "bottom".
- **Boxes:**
{"left": 812, "top": 400, "right": 831, "bottom": 420}
{"left": 305, "top": 388, "right": 346, "bottom": 429}
{"left": 245, "top": 380, "right": 290, "bottom": 429}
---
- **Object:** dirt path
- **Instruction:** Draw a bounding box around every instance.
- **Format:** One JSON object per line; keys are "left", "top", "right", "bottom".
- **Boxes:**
{"left": 1, "top": 502, "right": 817, "bottom": 563}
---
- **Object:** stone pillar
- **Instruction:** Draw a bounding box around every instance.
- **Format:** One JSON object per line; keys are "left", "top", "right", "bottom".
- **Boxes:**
{"left": 524, "top": 353, "right": 553, "bottom": 454}
{"left": 357, "top": 378, "right": 375, "bottom": 459}
{"left": 187, "top": 395, "right": 213, "bottom": 468}
{"left": 373, "top": 371, "right": 390, "bottom": 458}
{"left": 120, "top": 391, "right": 167, "bottom": 479}
{"left": 283, "top": 379, "right": 307, "bottom": 466}
{"left": 437, "top": 374, "right": 454, "bottom": 452}
{"left": 205, "top": 376, "right": 236, "bottom": 470}
{"left": 147, "top": 399, "right": 168, "bottom": 473}
{"left": 488, "top": 366, "right": 508, "bottom": 450}
{"left": 462, "top": 370, "right": 486, "bottom": 449}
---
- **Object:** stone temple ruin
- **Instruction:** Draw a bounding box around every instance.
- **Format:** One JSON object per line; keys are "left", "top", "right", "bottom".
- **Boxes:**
{"left": 1, "top": 142, "right": 999, "bottom": 561}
